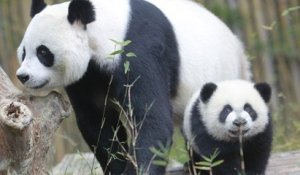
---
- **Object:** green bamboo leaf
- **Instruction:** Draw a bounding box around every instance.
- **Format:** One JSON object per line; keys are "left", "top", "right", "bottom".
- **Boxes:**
{"left": 262, "top": 21, "right": 277, "bottom": 31}
{"left": 109, "top": 39, "right": 132, "bottom": 46}
{"left": 153, "top": 160, "right": 168, "bottom": 166}
{"left": 211, "top": 149, "right": 220, "bottom": 160}
{"left": 110, "top": 39, "right": 131, "bottom": 46}
{"left": 282, "top": 6, "right": 300, "bottom": 16}
{"left": 211, "top": 160, "right": 224, "bottom": 167}
{"left": 195, "top": 161, "right": 211, "bottom": 166}
{"left": 126, "top": 52, "right": 137, "bottom": 58}
{"left": 122, "top": 40, "right": 132, "bottom": 46}
{"left": 109, "top": 39, "right": 124, "bottom": 45}
{"left": 109, "top": 50, "right": 124, "bottom": 56}
{"left": 194, "top": 166, "right": 211, "bottom": 171}
{"left": 124, "top": 61, "right": 130, "bottom": 74}
{"left": 200, "top": 155, "right": 211, "bottom": 162}
{"left": 149, "top": 147, "right": 166, "bottom": 158}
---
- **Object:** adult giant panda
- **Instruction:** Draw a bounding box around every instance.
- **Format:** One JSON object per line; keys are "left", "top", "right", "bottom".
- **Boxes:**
{"left": 16, "top": 0, "right": 251, "bottom": 174}
{"left": 183, "top": 80, "right": 272, "bottom": 175}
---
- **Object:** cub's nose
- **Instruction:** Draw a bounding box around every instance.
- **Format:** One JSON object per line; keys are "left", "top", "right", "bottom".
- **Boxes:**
{"left": 17, "top": 74, "right": 30, "bottom": 84}
{"left": 233, "top": 118, "right": 247, "bottom": 126}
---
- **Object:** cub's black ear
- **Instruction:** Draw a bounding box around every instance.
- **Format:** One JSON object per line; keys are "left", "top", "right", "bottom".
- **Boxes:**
{"left": 254, "top": 83, "right": 271, "bottom": 103}
{"left": 31, "top": 0, "right": 47, "bottom": 18}
{"left": 200, "top": 83, "right": 217, "bottom": 103}
{"left": 68, "top": 0, "right": 96, "bottom": 26}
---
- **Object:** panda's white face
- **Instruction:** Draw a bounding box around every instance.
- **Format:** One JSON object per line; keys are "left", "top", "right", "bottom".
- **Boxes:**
{"left": 200, "top": 80, "right": 270, "bottom": 141}
{"left": 16, "top": 3, "right": 92, "bottom": 90}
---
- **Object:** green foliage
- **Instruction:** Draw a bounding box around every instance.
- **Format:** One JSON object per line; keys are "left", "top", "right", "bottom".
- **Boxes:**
{"left": 124, "top": 61, "right": 130, "bottom": 74}
{"left": 169, "top": 127, "right": 189, "bottom": 163}
{"left": 110, "top": 39, "right": 132, "bottom": 47}
{"left": 194, "top": 149, "right": 224, "bottom": 172}
{"left": 126, "top": 52, "right": 137, "bottom": 58}
{"left": 272, "top": 102, "right": 300, "bottom": 152}
{"left": 150, "top": 142, "right": 171, "bottom": 167}
{"left": 109, "top": 50, "right": 125, "bottom": 56}
{"left": 108, "top": 39, "right": 137, "bottom": 74}
{"left": 281, "top": 6, "right": 300, "bottom": 16}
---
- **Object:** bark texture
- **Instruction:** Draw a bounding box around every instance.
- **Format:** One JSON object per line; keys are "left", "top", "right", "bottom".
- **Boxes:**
{"left": 0, "top": 66, "right": 71, "bottom": 175}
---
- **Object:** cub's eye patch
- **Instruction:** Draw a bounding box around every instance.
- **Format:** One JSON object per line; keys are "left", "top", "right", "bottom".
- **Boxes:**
{"left": 244, "top": 103, "right": 257, "bottom": 121}
{"left": 22, "top": 47, "right": 26, "bottom": 61}
{"left": 219, "top": 104, "right": 233, "bottom": 123}
{"left": 37, "top": 45, "right": 54, "bottom": 67}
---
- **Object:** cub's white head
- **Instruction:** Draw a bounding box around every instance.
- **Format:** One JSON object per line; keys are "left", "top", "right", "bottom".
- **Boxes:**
{"left": 199, "top": 80, "right": 271, "bottom": 141}
{"left": 16, "top": 0, "right": 95, "bottom": 90}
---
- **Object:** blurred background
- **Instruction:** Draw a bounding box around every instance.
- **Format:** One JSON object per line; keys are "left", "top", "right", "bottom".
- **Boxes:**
{"left": 0, "top": 0, "right": 299, "bottom": 166}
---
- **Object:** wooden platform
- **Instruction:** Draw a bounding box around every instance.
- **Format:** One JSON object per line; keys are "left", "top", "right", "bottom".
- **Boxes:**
{"left": 167, "top": 151, "right": 300, "bottom": 175}
{"left": 266, "top": 151, "right": 300, "bottom": 175}
{"left": 52, "top": 151, "right": 300, "bottom": 175}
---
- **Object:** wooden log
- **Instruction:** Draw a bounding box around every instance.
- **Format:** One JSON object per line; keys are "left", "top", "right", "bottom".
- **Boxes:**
{"left": 0, "top": 66, "right": 71, "bottom": 175}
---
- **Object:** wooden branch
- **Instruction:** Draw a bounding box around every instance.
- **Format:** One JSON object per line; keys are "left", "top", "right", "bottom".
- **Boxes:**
{"left": 0, "top": 67, "right": 71, "bottom": 175}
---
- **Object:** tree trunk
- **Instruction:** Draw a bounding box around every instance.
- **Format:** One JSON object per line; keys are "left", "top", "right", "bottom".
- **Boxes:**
{"left": 0, "top": 66, "right": 71, "bottom": 175}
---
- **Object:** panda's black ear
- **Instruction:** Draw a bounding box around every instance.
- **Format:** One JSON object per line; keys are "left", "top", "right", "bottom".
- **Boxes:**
{"left": 200, "top": 83, "right": 217, "bottom": 103}
{"left": 31, "top": 0, "right": 47, "bottom": 18}
{"left": 254, "top": 83, "right": 272, "bottom": 103}
{"left": 68, "top": 0, "right": 96, "bottom": 27}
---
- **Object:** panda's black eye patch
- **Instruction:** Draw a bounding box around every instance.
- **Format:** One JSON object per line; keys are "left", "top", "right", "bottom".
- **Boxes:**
{"left": 36, "top": 45, "right": 54, "bottom": 67}
{"left": 219, "top": 104, "right": 233, "bottom": 123}
{"left": 22, "top": 47, "right": 26, "bottom": 61}
{"left": 244, "top": 103, "right": 257, "bottom": 121}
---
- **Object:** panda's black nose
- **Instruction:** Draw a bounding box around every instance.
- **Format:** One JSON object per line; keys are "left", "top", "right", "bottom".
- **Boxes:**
{"left": 233, "top": 118, "right": 247, "bottom": 126}
{"left": 17, "top": 74, "right": 30, "bottom": 84}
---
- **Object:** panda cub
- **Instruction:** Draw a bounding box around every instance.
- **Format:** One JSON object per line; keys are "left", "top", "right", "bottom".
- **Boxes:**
{"left": 183, "top": 80, "right": 272, "bottom": 175}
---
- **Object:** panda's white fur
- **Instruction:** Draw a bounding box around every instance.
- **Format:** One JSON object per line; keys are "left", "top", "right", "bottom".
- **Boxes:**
{"left": 17, "top": 0, "right": 250, "bottom": 115}
{"left": 184, "top": 80, "right": 270, "bottom": 143}
{"left": 17, "top": 0, "right": 131, "bottom": 89}
{"left": 146, "top": 0, "right": 251, "bottom": 116}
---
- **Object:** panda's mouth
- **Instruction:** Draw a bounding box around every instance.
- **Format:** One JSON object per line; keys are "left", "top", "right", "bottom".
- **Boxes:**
{"left": 31, "top": 80, "right": 49, "bottom": 89}
{"left": 229, "top": 128, "right": 250, "bottom": 136}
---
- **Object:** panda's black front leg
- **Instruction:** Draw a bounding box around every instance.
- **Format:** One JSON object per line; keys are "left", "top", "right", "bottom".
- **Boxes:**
{"left": 73, "top": 104, "right": 128, "bottom": 175}
{"left": 243, "top": 122, "right": 272, "bottom": 175}
{"left": 244, "top": 151, "right": 269, "bottom": 175}
{"left": 125, "top": 106, "right": 173, "bottom": 174}
{"left": 189, "top": 136, "right": 241, "bottom": 175}
{"left": 190, "top": 150, "right": 240, "bottom": 175}
{"left": 93, "top": 113, "right": 129, "bottom": 175}
{"left": 121, "top": 86, "right": 173, "bottom": 175}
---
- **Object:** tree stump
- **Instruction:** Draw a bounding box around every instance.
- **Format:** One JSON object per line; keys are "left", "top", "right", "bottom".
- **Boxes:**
{"left": 0, "top": 67, "right": 71, "bottom": 175}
